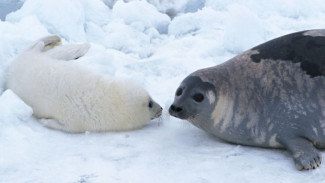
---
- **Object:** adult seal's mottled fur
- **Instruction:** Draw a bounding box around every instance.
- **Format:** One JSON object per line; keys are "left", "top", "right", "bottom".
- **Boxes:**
{"left": 169, "top": 29, "right": 325, "bottom": 170}
{"left": 7, "top": 35, "right": 162, "bottom": 133}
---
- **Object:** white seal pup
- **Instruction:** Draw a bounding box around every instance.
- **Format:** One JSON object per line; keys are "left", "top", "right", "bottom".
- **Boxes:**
{"left": 7, "top": 35, "right": 162, "bottom": 133}
{"left": 169, "top": 29, "right": 325, "bottom": 170}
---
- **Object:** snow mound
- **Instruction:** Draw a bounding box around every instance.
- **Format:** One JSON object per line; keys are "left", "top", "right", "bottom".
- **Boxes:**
{"left": 86, "top": 18, "right": 165, "bottom": 58}
{"left": 6, "top": 0, "right": 86, "bottom": 41}
{"left": 168, "top": 7, "right": 223, "bottom": 37}
{"left": 0, "top": 89, "right": 33, "bottom": 123}
{"left": 79, "top": 0, "right": 111, "bottom": 26}
{"left": 4, "top": 0, "right": 112, "bottom": 52}
{"left": 111, "top": 0, "right": 171, "bottom": 34}
{"left": 222, "top": 4, "right": 266, "bottom": 54}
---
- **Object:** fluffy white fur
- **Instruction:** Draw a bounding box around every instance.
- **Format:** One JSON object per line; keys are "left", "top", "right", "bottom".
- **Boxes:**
{"left": 7, "top": 35, "right": 162, "bottom": 133}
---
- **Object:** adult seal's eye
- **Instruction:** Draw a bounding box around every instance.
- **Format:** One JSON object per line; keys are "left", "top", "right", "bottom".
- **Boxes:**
{"left": 176, "top": 88, "right": 183, "bottom": 96}
{"left": 192, "top": 93, "right": 204, "bottom": 102}
{"left": 148, "top": 101, "right": 153, "bottom": 108}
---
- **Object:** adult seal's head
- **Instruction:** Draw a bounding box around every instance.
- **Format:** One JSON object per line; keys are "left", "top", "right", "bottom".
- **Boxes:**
{"left": 169, "top": 76, "right": 216, "bottom": 121}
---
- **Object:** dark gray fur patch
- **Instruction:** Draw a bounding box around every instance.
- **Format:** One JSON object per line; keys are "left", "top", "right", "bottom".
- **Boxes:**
{"left": 250, "top": 29, "right": 325, "bottom": 77}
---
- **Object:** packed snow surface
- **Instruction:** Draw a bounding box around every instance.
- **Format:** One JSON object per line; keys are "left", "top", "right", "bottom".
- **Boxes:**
{"left": 1, "top": 0, "right": 325, "bottom": 182}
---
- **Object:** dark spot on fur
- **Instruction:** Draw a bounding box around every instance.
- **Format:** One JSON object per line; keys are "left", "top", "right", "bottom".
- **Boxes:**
{"left": 250, "top": 30, "right": 325, "bottom": 77}
{"left": 176, "top": 88, "right": 183, "bottom": 96}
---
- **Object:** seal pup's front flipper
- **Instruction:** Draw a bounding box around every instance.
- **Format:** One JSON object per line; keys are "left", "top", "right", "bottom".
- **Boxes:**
{"left": 39, "top": 118, "right": 71, "bottom": 132}
{"left": 43, "top": 43, "right": 90, "bottom": 61}
{"left": 279, "top": 136, "right": 322, "bottom": 170}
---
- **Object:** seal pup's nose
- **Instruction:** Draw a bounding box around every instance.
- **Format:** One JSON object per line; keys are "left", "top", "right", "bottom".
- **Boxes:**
{"left": 156, "top": 107, "right": 163, "bottom": 118}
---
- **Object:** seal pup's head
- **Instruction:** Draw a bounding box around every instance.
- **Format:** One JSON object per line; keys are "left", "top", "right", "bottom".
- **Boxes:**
{"left": 148, "top": 97, "right": 163, "bottom": 120}
{"left": 169, "top": 76, "right": 216, "bottom": 120}
{"left": 109, "top": 79, "right": 163, "bottom": 130}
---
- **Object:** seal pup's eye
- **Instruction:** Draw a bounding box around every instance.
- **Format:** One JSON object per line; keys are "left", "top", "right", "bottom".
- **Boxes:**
{"left": 192, "top": 93, "right": 204, "bottom": 102}
{"left": 176, "top": 88, "right": 183, "bottom": 96}
{"left": 148, "top": 101, "right": 153, "bottom": 108}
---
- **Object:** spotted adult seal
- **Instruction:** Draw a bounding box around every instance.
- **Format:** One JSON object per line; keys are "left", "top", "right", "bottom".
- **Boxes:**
{"left": 7, "top": 35, "right": 162, "bottom": 133}
{"left": 169, "top": 29, "right": 325, "bottom": 170}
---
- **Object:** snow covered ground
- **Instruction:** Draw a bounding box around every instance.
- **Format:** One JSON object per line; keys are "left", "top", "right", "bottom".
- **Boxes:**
{"left": 1, "top": 0, "right": 325, "bottom": 182}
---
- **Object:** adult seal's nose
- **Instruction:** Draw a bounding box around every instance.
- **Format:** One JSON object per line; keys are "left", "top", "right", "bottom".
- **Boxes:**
{"left": 170, "top": 105, "right": 183, "bottom": 112}
{"left": 169, "top": 104, "right": 183, "bottom": 117}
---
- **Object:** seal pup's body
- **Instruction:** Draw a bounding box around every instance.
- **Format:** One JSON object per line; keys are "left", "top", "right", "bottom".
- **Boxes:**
{"left": 7, "top": 35, "right": 162, "bottom": 133}
{"left": 169, "top": 29, "right": 325, "bottom": 170}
